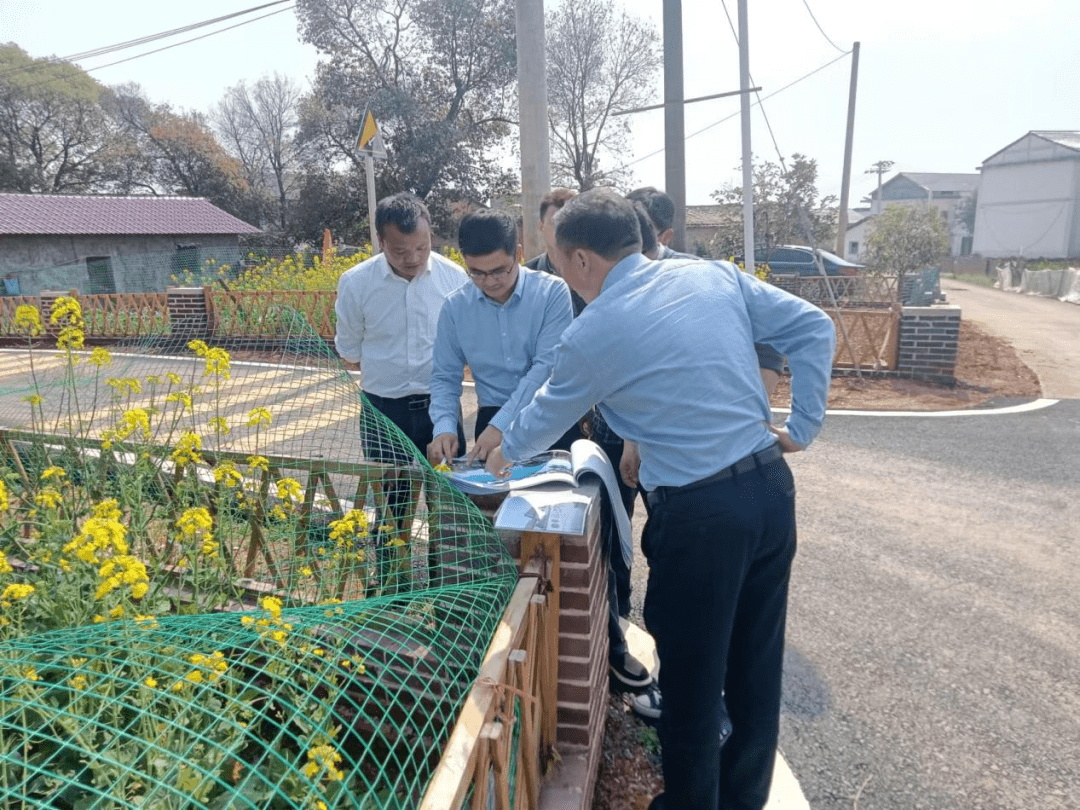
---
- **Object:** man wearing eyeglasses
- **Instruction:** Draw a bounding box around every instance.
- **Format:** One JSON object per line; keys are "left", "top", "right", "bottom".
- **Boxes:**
{"left": 427, "top": 208, "right": 577, "bottom": 465}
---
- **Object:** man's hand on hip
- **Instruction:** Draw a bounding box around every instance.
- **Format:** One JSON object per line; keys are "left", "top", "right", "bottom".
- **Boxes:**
{"left": 620, "top": 440, "right": 641, "bottom": 488}
{"left": 767, "top": 423, "right": 804, "bottom": 453}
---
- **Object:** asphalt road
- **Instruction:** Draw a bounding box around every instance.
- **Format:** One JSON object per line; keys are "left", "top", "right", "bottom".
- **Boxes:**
{"left": 619, "top": 280, "right": 1080, "bottom": 809}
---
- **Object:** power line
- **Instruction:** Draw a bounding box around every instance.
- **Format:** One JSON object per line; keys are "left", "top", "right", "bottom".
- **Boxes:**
{"left": 800, "top": 0, "right": 846, "bottom": 54}
{"left": 0, "top": 1, "right": 293, "bottom": 81}
{"left": 615, "top": 50, "right": 850, "bottom": 172}
{"left": 63, "top": 1, "right": 293, "bottom": 64}
{"left": 3, "top": 6, "right": 295, "bottom": 94}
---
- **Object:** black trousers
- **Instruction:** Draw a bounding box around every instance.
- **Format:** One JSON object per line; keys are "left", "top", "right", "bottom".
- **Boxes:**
{"left": 361, "top": 391, "right": 466, "bottom": 519}
{"left": 643, "top": 453, "right": 796, "bottom": 810}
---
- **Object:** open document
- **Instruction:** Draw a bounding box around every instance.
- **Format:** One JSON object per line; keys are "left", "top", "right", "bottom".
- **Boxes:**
{"left": 442, "top": 440, "right": 633, "bottom": 567}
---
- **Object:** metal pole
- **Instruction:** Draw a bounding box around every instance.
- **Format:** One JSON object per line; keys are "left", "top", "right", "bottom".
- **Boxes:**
{"left": 365, "top": 154, "right": 379, "bottom": 253}
{"left": 516, "top": 0, "right": 550, "bottom": 261}
{"left": 836, "top": 42, "right": 859, "bottom": 258}
{"left": 737, "top": 0, "right": 754, "bottom": 273}
{"left": 663, "top": 0, "right": 686, "bottom": 252}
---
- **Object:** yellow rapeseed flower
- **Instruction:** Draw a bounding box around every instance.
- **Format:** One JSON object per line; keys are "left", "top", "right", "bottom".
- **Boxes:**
{"left": 187, "top": 339, "right": 209, "bottom": 357}
{"left": 247, "top": 455, "right": 269, "bottom": 474}
{"left": 166, "top": 372, "right": 182, "bottom": 385}
{"left": 204, "top": 347, "right": 231, "bottom": 380}
{"left": 165, "top": 391, "right": 193, "bottom": 412}
{"left": 56, "top": 325, "right": 84, "bottom": 351}
{"left": 0, "top": 480, "right": 9, "bottom": 512}
{"left": 69, "top": 674, "right": 88, "bottom": 690}
{"left": 22, "top": 393, "right": 43, "bottom": 406}
{"left": 49, "top": 296, "right": 83, "bottom": 326}
{"left": 213, "top": 461, "right": 243, "bottom": 488}
{"left": 1, "top": 583, "right": 35, "bottom": 607}
{"left": 144, "top": 677, "right": 158, "bottom": 688}
{"left": 34, "top": 487, "right": 63, "bottom": 510}
{"left": 40, "top": 466, "right": 66, "bottom": 481}
{"left": 208, "top": 416, "right": 230, "bottom": 435}
{"left": 89, "top": 347, "right": 112, "bottom": 367}
{"left": 170, "top": 432, "right": 204, "bottom": 467}
{"left": 14, "top": 305, "right": 43, "bottom": 336}
{"left": 246, "top": 407, "right": 272, "bottom": 427}
{"left": 302, "top": 744, "right": 345, "bottom": 782}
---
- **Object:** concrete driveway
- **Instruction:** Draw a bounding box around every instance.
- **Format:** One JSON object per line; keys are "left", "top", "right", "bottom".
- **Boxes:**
{"left": 942, "top": 278, "right": 1080, "bottom": 398}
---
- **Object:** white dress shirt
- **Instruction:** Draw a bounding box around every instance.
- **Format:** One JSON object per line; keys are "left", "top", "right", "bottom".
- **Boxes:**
{"left": 335, "top": 251, "right": 468, "bottom": 398}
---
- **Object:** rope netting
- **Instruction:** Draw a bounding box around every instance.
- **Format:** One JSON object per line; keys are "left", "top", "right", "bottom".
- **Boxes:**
{"left": 0, "top": 296, "right": 519, "bottom": 808}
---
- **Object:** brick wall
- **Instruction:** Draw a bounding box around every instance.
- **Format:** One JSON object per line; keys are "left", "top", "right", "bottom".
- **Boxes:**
{"left": 165, "top": 286, "right": 211, "bottom": 339}
{"left": 897, "top": 305, "right": 961, "bottom": 384}
{"left": 475, "top": 485, "right": 609, "bottom": 810}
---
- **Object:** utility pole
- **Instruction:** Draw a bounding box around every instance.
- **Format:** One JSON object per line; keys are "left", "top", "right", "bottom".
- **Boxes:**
{"left": 835, "top": 42, "right": 860, "bottom": 258}
{"left": 737, "top": 0, "right": 754, "bottom": 273}
{"left": 516, "top": 0, "right": 550, "bottom": 261}
{"left": 663, "top": 0, "right": 686, "bottom": 251}
{"left": 866, "top": 159, "right": 894, "bottom": 215}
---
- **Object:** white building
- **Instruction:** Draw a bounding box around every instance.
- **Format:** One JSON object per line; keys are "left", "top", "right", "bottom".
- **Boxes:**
{"left": 844, "top": 172, "right": 979, "bottom": 261}
{"left": 971, "top": 131, "right": 1080, "bottom": 259}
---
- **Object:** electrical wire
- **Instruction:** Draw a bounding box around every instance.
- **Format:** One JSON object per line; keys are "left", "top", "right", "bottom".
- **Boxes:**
{"left": 614, "top": 50, "right": 849, "bottom": 172}
{"left": 800, "top": 0, "right": 846, "bottom": 54}
{"left": 3, "top": 6, "right": 295, "bottom": 93}
{"left": 0, "top": 1, "right": 293, "bottom": 81}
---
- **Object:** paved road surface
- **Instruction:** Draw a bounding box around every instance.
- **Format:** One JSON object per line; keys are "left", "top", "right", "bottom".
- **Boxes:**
{"left": 943, "top": 279, "right": 1080, "bottom": 398}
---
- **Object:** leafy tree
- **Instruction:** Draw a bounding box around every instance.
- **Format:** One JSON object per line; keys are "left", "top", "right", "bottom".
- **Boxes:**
{"left": 112, "top": 86, "right": 258, "bottom": 224}
{"left": 863, "top": 203, "right": 949, "bottom": 279}
{"left": 710, "top": 154, "right": 837, "bottom": 258}
{"left": 954, "top": 192, "right": 977, "bottom": 238}
{"left": 545, "top": 0, "right": 661, "bottom": 190}
{"left": 213, "top": 74, "right": 307, "bottom": 232}
{"left": 294, "top": 0, "right": 518, "bottom": 232}
{"left": 0, "top": 45, "right": 133, "bottom": 193}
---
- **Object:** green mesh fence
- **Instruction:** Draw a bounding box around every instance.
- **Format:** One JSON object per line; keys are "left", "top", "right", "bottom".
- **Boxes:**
{"left": 0, "top": 296, "right": 519, "bottom": 808}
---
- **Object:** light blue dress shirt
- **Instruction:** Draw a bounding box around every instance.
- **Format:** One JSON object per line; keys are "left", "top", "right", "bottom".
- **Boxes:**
{"left": 501, "top": 253, "right": 837, "bottom": 490}
{"left": 429, "top": 266, "right": 574, "bottom": 439}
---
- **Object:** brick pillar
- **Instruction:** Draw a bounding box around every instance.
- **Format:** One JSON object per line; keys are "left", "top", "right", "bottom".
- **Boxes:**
{"left": 897, "top": 304, "right": 961, "bottom": 384}
{"left": 472, "top": 483, "right": 608, "bottom": 810}
{"left": 39, "top": 290, "right": 79, "bottom": 338}
{"left": 166, "top": 286, "right": 211, "bottom": 339}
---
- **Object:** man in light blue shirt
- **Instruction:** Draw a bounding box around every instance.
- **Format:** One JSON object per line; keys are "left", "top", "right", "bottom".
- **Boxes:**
{"left": 486, "top": 189, "right": 836, "bottom": 810}
{"left": 427, "top": 208, "right": 576, "bottom": 464}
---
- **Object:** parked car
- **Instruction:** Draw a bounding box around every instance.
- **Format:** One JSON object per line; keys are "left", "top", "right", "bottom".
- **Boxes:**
{"left": 746, "top": 245, "right": 864, "bottom": 276}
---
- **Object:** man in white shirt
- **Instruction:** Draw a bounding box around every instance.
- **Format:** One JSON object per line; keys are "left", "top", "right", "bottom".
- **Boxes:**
{"left": 335, "top": 193, "right": 468, "bottom": 513}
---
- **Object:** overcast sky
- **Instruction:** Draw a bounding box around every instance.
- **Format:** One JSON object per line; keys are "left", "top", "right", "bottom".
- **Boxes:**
{"left": 5, "top": 0, "right": 1077, "bottom": 206}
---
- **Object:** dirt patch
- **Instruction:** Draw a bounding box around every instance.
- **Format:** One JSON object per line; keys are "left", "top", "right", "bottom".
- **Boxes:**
{"left": 592, "top": 696, "right": 664, "bottom": 810}
{"left": 768, "top": 320, "right": 1041, "bottom": 412}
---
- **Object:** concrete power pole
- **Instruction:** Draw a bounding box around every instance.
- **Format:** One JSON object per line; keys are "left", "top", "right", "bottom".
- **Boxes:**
{"left": 835, "top": 42, "right": 860, "bottom": 258}
{"left": 737, "top": 0, "right": 754, "bottom": 274}
{"left": 866, "top": 159, "right": 894, "bottom": 215}
{"left": 663, "top": 0, "right": 686, "bottom": 252}
{"left": 516, "top": 0, "right": 550, "bottom": 261}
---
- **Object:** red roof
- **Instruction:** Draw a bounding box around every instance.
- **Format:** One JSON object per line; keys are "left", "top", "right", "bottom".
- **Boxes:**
{"left": 0, "top": 193, "right": 260, "bottom": 236}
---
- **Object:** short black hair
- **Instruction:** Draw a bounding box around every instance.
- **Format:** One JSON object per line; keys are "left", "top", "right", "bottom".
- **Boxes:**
{"left": 458, "top": 208, "right": 518, "bottom": 257}
{"left": 625, "top": 186, "right": 675, "bottom": 233}
{"left": 554, "top": 189, "right": 641, "bottom": 260}
{"left": 632, "top": 203, "right": 658, "bottom": 256}
{"left": 539, "top": 188, "right": 576, "bottom": 221}
{"left": 375, "top": 193, "right": 431, "bottom": 238}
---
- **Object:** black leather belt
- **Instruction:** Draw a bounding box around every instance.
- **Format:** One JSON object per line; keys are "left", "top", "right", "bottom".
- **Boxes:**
{"left": 646, "top": 443, "right": 784, "bottom": 508}
{"left": 365, "top": 392, "right": 431, "bottom": 411}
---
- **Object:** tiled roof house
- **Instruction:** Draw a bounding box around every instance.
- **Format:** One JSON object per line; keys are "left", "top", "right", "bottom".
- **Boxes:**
{"left": 0, "top": 194, "right": 260, "bottom": 296}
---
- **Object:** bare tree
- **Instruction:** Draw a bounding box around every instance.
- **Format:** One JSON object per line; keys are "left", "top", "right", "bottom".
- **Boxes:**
{"left": 214, "top": 74, "right": 307, "bottom": 231}
{"left": 545, "top": 0, "right": 660, "bottom": 190}
{"left": 294, "top": 0, "right": 518, "bottom": 228}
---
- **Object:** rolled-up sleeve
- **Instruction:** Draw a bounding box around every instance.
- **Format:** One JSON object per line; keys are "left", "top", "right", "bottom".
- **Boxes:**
{"left": 737, "top": 271, "right": 836, "bottom": 448}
